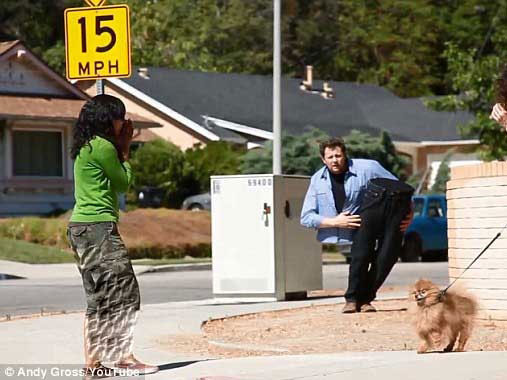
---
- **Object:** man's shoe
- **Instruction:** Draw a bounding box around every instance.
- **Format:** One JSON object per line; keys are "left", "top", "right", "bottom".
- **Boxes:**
{"left": 342, "top": 301, "right": 357, "bottom": 313}
{"left": 359, "top": 303, "right": 377, "bottom": 313}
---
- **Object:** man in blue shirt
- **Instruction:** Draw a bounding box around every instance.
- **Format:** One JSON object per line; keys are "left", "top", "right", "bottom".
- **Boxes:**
{"left": 301, "top": 137, "right": 413, "bottom": 313}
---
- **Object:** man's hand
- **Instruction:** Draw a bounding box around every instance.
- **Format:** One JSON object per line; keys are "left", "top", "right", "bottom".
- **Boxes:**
{"left": 490, "top": 103, "right": 507, "bottom": 129}
{"left": 400, "top": 207, "right": 414, "bottom": 233}
{"left": 117, "top": 119, "right": 134, "bottom": 161}
{"left": 333, "top": 211, "right": 361, "bottom": 229}
{"left": 318, "top": 211, "right": 361, "bottom": 229}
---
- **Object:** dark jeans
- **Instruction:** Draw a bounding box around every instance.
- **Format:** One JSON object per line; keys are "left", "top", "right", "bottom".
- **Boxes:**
{"left": 344, "top": 178, "right": 414, "bottom": 304}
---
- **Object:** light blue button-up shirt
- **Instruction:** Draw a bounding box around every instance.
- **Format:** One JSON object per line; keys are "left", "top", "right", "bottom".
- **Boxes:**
{"left": 300, "top": 159, "right": 397, "bottom": 244}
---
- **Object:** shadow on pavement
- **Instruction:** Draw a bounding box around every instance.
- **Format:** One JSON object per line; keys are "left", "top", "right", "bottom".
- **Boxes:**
{"left": 0, "top": 273, "right": 24, "bottom": 280}
{"left": 158, "top": 359, "right": 214, "bottom": 372}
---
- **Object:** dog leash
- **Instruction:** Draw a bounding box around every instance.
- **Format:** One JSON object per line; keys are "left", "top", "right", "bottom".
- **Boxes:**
{"left": 440, "top": 221, "right": 507, "bottom": 297}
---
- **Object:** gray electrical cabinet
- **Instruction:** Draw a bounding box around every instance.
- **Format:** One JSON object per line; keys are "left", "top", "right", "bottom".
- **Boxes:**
{"left": 211, "top": 174, "right": 323, "bottom": 301}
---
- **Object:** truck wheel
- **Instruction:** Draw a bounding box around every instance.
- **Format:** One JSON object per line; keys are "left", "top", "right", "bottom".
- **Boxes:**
{"left": 401, "top": 233, "right": 422, "bottom": 262}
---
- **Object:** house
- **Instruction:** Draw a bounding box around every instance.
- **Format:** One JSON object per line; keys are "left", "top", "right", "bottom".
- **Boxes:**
{"left": 78, "top": 66, "right": 479, "bottom": 179}
{"left": 0, "top": 41, "right": 159, "bottom": 216}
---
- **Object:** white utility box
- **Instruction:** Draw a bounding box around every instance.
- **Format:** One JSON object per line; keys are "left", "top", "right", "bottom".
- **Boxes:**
{"left": 211, "top": 174, "right": 322, "bottom": 301}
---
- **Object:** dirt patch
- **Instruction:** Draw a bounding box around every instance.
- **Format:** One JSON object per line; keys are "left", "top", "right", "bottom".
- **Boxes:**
{"left": 157, "top": 299, "right": 507, "bottom": 358}
{"left": 118, "top": 209, "right": 210, "bottom": 247}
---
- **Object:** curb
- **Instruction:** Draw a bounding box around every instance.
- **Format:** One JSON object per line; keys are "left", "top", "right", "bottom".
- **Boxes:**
{"left": 139, "top": 260, "right": 346, "bottom": 274}
{"left": 138, "top": 262, "right": 212, "bottom": 274}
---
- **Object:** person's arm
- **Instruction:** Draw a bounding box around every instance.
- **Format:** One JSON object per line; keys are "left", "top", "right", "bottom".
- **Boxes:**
{"left": 490, "top": 103, "right": 507, "bottom": 129}
{"left": 301, "top": 181, "right": 324, "bottom": 229}
{"left": 300, "top": 180, "right": 361, "bottom": 229}
{"left": 116, "top": 119, "right": 134, "bottom": 162}
{"left": 95, "top": 140, "right": 133, "bottom": 193}
{"left": 400, "top": 205, "right": 414, "bottom": 233}
{"left": 371, "top": 160, "right": 397, "bottom": 180}
{"left": 320, "top": 211, "right": 361, "bottom": 229}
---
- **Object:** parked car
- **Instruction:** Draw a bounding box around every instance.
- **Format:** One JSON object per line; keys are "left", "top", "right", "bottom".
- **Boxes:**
{"left": 340, "top": 194, "right": 448, "bottom": 263}
{"left": 137, "top": 186, "right": 164, "bottom": 208}
{"left": 401, "top": 194, "right": 448, "bottom": 262}
{"left": 181, "top": 192, "right": 211, "bottom": 211}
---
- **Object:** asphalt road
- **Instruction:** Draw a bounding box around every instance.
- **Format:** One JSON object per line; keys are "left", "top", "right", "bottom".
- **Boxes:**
{"left": 0, "top": 262, "right": 448, "bottom": 317}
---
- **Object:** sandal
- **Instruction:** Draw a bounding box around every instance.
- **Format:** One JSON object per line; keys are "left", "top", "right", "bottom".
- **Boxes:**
{"left": 82, "top": 364, "right": 114, "bottom": 379}
{"left": 114, "top": 357, "right": 159, "bottom": 375}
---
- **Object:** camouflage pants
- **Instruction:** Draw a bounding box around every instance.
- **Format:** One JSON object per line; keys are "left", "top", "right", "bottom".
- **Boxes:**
{"left": 67, "top": 222, "right": 140, "bottom": 362}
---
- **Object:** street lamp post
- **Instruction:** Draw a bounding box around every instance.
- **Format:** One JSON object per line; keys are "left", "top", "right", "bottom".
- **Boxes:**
{"left": 273, "top": 0, "right": 282, "bottom": 175}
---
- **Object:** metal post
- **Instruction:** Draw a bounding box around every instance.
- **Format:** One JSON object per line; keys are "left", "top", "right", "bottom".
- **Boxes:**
{"left": 96, "top": 79, "right": 105, "bottom": 95}
{"left": 272, "top": 0, "right": 282, "bottom": 175}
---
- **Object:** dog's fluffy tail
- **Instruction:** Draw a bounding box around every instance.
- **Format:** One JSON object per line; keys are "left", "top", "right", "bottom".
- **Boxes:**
{"left": 447, "top": 284, "right": 478, "bottom": 317}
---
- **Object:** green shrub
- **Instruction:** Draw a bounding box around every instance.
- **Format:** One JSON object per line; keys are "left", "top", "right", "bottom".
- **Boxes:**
{"left": 128, "top": 243, "right": 211, "bottom": 260}
{"left": 0, "top": 218, "right": 68, "bottom": 248}
{"left": 129, "top": 138, "right": 186, "bottom": 207}
{"left": 184, "top": 141, "right": 245, "bottom": 192}
{"left": 0, "top": 216, "right": 210, "bottom": 260}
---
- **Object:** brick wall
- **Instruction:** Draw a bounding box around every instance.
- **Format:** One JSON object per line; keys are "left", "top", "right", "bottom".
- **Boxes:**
{"left": 447, "top": 162, "right": 507, "bottom": 320}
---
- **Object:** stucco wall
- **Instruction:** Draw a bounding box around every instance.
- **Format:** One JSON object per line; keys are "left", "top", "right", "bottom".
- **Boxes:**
{"left": 447, "top": 162, "right": 507, "bottom": 320}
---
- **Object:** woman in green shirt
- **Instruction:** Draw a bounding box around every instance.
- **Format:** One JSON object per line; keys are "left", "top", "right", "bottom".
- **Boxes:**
{"left": 67, "top": 94, "right": 158, "bottom": 377}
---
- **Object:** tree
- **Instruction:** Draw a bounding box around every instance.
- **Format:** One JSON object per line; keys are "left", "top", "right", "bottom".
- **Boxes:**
{"left": 425, "top": 43, "right": 505, "bottom": 160}
{"left": 240, "top": 127, "right": 409, "bottom": 179}
{"left": 2, "top": 0, "right": 504, "bottom": 100}
{"left": 183, "top": 141, "right": 245, "bottom": 192}
{"left": 285, "top": 0, "right": 444, "bottom": 97}
{"left": 343, "top": 130, "right": 410, "bottom": 180}
{"left": 0, "top": 0, "right": 81, "bottom": 72}
{"left": 430, "top": 150, "right": 454, "bottom": 194}
{"left": 423, "top": 0, "right": 507, "bottom": 160}
{"left": 129, "top": 138, "right": 186, "bottom": 207}
{"left": 240, "top": 128, "right": 328, "bottom": 175}
{"left": 109, "top": 0, "right": 273, "bottom": 73}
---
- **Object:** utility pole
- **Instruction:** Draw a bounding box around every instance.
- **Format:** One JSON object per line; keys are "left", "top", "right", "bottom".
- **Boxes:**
{"left": 272, "top": 0, "right": 282, "bottom": 175}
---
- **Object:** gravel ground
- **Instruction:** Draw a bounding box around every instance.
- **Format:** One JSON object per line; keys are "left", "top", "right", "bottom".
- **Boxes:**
{"left": 157, "top": 299, "right": 507, "bottom": 358}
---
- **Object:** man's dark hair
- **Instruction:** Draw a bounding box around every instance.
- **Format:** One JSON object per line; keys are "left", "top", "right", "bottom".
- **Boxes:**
{"left": 319, "top": 137, "right": 347, "bottom": 157}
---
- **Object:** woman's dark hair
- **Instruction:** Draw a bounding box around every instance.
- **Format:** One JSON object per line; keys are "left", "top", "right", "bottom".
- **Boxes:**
{"left": 496, "top": 65, "right": 507, "bottom": 109}
{"left": 71, "top": 94, "right": 126, "bottom": 159}
{"left": 319, "top": 137, "right": 347, "bottom": 158}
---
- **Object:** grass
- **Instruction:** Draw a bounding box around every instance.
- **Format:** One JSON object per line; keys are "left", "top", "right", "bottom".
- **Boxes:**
{"left": 0, "top": 237, "right": 212, "bottom": 266}
{"left": 0, "top": 238, "right": 75, "bottom": 264}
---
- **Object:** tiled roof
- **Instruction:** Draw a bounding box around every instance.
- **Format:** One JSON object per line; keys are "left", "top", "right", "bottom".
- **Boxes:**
{"left": 120, "top": 67, "right": 475, "bottom": 142}
{"left": 0, "top": 40, "right": 19, "bottom": 55}
{"left": 0, "top": 95, "right": 159, "bottom": 128}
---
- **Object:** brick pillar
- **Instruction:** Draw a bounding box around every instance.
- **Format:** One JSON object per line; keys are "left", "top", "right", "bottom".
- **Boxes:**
{"left": 448, "top": 162, "right": 507, "bottom": 320}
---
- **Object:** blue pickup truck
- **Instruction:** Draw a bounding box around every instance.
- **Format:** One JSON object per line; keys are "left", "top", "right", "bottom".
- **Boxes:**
{"left": 401, "top": 194, "right": 448, "bottom": 262}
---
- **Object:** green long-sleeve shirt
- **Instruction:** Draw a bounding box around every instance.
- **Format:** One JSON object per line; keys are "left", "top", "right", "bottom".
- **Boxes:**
{"left": 70, "top": 135, "right": 133, "bottom": 223}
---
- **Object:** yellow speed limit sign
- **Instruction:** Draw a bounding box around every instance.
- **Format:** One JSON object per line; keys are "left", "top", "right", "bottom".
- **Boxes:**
{"left": 64, "top": 5, "right": 131, "bottom": 80}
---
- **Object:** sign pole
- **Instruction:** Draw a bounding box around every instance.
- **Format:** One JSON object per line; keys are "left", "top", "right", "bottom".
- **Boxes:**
{"left": 96, "top": 79, "right": 105, "bottom": 95}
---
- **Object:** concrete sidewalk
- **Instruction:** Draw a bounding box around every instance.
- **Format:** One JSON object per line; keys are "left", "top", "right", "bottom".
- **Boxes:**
{"left": 0, "top": 256, "right": 346, "bottom": 280}
{"left": 1, "top": 294, "right": 506, "bottom": 380}
{"left": 0, "top": 260, "right": 152, "bottom": 280}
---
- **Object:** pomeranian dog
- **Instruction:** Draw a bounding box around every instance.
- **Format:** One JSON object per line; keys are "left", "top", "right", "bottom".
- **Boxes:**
{"left": 409, "top": 278, "right": 478, "bottom": 354}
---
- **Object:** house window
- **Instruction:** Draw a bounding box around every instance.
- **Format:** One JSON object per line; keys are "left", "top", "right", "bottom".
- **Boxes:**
{"left": 12, "top": 130, "right": 63, "bottom": 176}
